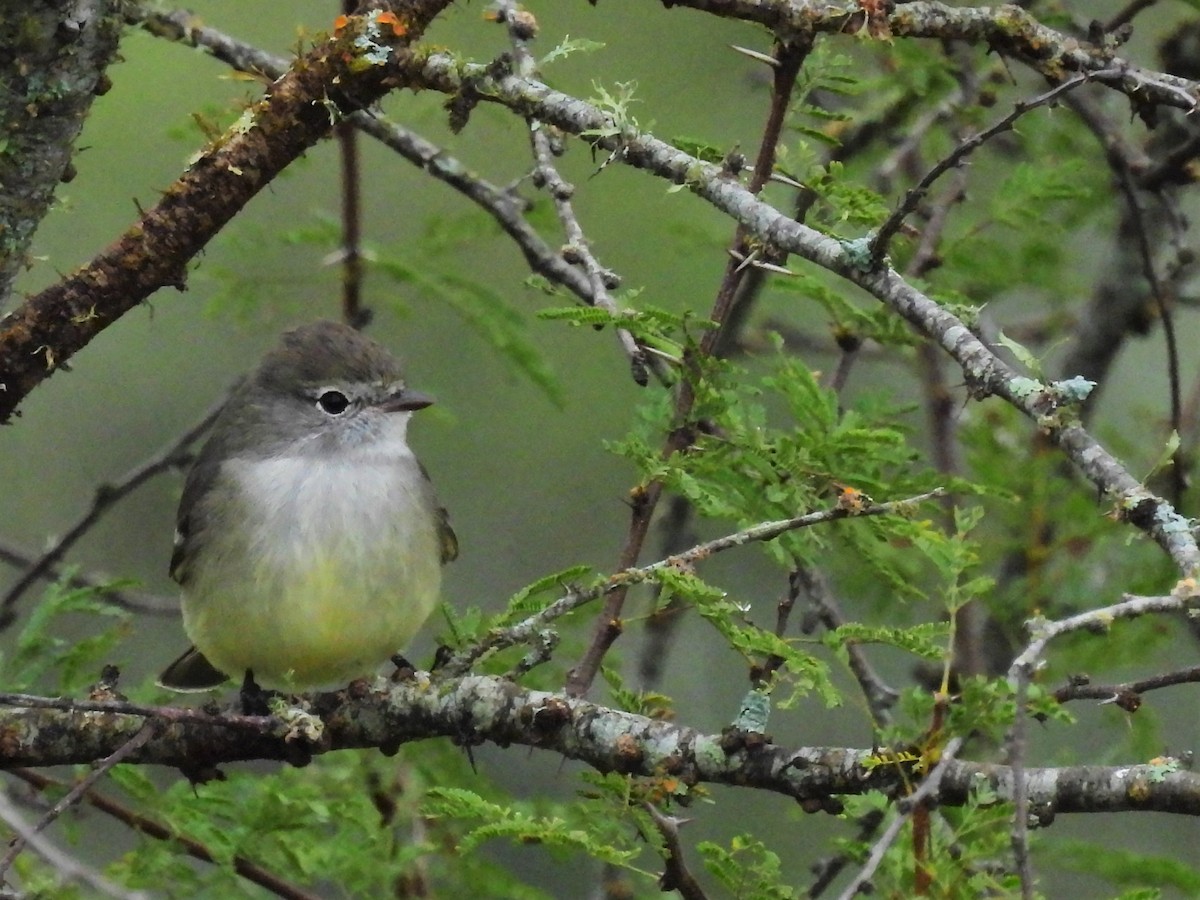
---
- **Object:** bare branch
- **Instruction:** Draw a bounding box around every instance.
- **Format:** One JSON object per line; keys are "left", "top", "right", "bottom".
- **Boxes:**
{"left": 661, "top": 1, "right": 1200, "bottom": 113}
{"left": 0, "top": 388, "right": 229, "bottom": 624}
{"left": 0, "top": 788, "right": 147, "bottom": 900}
{"left": 0, "top": 723, "right": 156, "bottom": 885}
{"left": 870, "top": 71, "right": 1110, "bottom": 265}
{"left": 492, "top": 1, "right": 651, "bottom": 385}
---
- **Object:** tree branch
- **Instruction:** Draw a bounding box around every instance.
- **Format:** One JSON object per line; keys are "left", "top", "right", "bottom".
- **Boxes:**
{"left": 0, "top": 677, "right": 1197, "bottom": 819}
{"left": 0, "top": 1, "right": 454, "bottom": 423}
{"left": 663, "top": 0, "right": 1200, "bottom": 114}
{"left": 0, "top": 1, "right": 123, "bottom": 303}
{"left": 397, "top": 51, "right": 1200, "bottom": 575}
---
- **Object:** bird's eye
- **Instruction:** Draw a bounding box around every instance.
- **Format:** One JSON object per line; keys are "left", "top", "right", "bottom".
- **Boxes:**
{"left": 317, "top": 390, "right": 351, "bottom": 415}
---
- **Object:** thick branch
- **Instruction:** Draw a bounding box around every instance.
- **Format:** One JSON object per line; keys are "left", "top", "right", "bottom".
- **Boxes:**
{"left": 0, "top": 676, "right": 1197, "bottom": 818}
{"left": 0, "top": 2, "right": 123, "bottom": 304}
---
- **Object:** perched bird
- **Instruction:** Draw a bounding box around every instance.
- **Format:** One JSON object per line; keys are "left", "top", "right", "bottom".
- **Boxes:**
{"left": 158, "top": 320, "right": 456, "bottom": 691}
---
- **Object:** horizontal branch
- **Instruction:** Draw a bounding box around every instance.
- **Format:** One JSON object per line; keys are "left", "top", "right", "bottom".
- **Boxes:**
{"left": 0, "top": 675, "right": 1196, "bottom": 818}
{"left": 664, "top": 0, "right": 1199, "bottom": 113}
{"left": 1010, "top": 591, "right": 1196, "bottom": 680}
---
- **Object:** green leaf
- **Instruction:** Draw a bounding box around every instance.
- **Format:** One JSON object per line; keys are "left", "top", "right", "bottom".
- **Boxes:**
{"left": 823, "top": 621, "right": 949, "bottom": 661}
{"left": 540, "top": 36, "right": 605, "bottom": 67}
{"left": 0, "top": 577, "right": 131, "bottom": 693}
{"left": 497, "top": 564, "right": 594, "bottom": 624}
{"left": 423, "top": 788, "right": 641, "bottom": 867}
{"left": 600, "top": 666, "right": 673, "bottom": 718}
{"left": 699, "top": 835, "right": 797, "bottom": 899}
{"left": 995, "top": 330, "right": 1043, "bottom": 378}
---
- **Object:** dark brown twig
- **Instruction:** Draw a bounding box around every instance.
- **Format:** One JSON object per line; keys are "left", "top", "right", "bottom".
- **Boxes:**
{"left": 565, "top": 34, "right": 813, "bottom": 699}
{"left": 335, "top": 129, "right": 365, "bottom": 326}
{"left": 1053, "top": 665, "right": 1200, "bottom": 710}
{"left": 0, "top": 390, "right": 229, "bottom": 625}
{"left": 643, "top": 803, "right": 708, "bottom": 899}
{"left": 1105, "top": 0, "right": 1160, "bottom": 31}
{"left": 870, "top": 71, "right": 1114, "bottom": 266}
{"left": 795, "top": 567, "right": 898, "bottom": 728}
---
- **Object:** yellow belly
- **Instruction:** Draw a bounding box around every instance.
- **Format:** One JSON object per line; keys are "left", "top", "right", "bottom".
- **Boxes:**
{"left": 183, "top": 546, "right": 441, "bottom": 690}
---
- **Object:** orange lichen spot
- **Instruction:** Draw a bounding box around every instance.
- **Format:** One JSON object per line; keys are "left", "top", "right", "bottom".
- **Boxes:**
{"left": 333, "top": 14, "right": 350, "bottom": 35}
{"left": 376, "top": 11, "right": 406, "bottom": 37}
{"left": 833, "top": 483, "right": 872, "bottom": 513}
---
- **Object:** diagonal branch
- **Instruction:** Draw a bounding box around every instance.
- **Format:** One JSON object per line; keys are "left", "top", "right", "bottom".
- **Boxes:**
{"left": 0, "top": 1, "right": 455, "bottom": 424}
{"left": 0, "top": 388, "right": 229, "bottom": 624}
{"left": 443, "top": 489, "right": 944, "bottom": 677}
{"left": 8, "top": 768, "right": 321, "bottom": 900}
{"left": 132, "top": 6, "right": 603, "bottom": 310}
{"left": 398, "top": 53, "right": 1200, "bottom": 575}
{"left": 870, "top": 70, "right": 1113, "bottom": 265}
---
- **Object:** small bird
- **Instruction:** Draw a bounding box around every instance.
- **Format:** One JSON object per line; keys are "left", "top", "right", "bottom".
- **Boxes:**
{"left": 158, "top": 320, "right": 457, "bottom": 691}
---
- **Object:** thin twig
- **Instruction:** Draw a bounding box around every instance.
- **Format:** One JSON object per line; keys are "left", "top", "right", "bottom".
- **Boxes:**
{"left": 1052, "top": 664, "right": 1200, "bottom": 709}
{"left": 637, "top": 496, "right": 696, "bottom": 691}
{"left": 1110, "top": 168, "right": 1186, "bottom": 508}
{"left": 0, "top": 788, "right": 148, "bottom": 900}
{"left": 335, "top": 134, "right": 365, "bottom": 324}
{"left": 643, "top": 803, "right": 708, "bottom": 899}
{"left": 1106, "top": 0, "right": 1159, "bottom": 31}
{"left": 564, "top": 34, "right": 813, "bottom": 698}
{"left": 795, "top": 567, "right": 898, "bottom": 727}
{"left": 0, "top": 389, "right": 228, "bottom": 624}
{"left": 834, "top": 737, "right": 965, "bottom": 900}
{"left": 444, "top": 489, "right": 944, "bottom": 676}
{"left": 0, "top": 539, "right": 176, "bottom": 617}
{"left": 807, "top": 807, "right": 887, "bottom": 898}
{"left": 130, "top": 7, "right": 616, "bottom": 338}
{"left": 493, "top": 1, "right": 651, "bottom": 385}
{"left": 1005, "top": 675, "right": 1035, "bottom": 899}
{"left": 870, "top": 70, "right": 1116, "bottom": 265}
{"left": 752, "top": 567, "right": 804, "bottom": 687}
{"left": 1009, "top": 590, "right": 1196, "bottom": 680}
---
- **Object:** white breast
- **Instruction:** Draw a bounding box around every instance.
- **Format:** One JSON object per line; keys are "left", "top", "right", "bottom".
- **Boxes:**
{"left": 182, "top": 434, "right": 443, "bottom": 689}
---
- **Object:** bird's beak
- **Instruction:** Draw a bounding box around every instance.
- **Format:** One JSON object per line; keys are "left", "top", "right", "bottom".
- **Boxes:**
{"left": 378, "top": 388, "right": 434, "bottom": 413}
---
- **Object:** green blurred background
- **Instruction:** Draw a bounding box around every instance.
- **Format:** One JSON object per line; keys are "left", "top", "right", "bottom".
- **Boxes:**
{"left": 5, "top": 1, "right": 1200, "bottom": 896}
